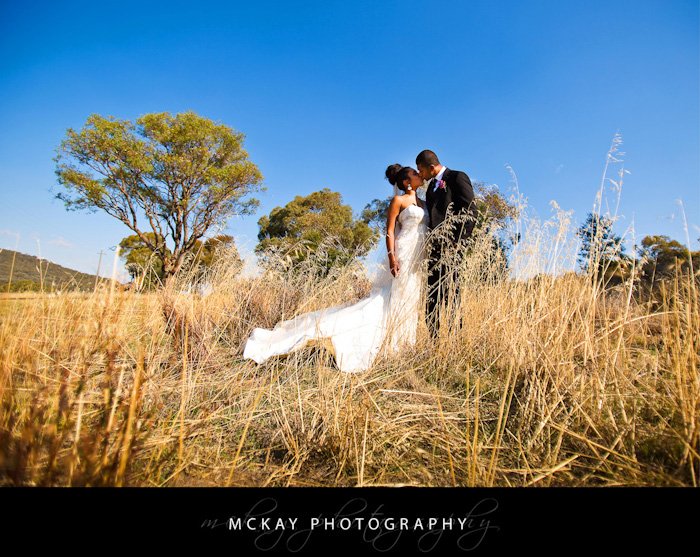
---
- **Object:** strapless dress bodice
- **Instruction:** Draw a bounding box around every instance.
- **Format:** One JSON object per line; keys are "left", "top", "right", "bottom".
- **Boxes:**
{"left": 397, "top": 203, "right": 428, "bottom": 231}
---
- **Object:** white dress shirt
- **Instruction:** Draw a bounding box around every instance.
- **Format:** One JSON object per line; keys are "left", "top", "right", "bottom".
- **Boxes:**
{"left": 432, "top": 166, "right": 448, "bottom": 192}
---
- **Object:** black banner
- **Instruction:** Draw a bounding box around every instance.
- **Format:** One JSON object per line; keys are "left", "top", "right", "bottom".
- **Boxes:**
{"left": 1, "top": 487, "right": 695, "bottom": 553}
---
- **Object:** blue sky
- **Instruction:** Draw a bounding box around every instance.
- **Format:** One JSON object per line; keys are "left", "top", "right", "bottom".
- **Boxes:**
{"left": 1, "top": 0, "right": 698, "bottom": 278}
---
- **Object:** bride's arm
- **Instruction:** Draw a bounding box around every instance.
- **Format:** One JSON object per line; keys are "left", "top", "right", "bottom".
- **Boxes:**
{"left": 386, "top": 197, "right": 401, "bottom": 277}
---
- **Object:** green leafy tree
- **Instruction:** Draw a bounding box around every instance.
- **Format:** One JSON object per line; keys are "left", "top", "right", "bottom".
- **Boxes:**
{"left": 194, "top": 234, "right": 242, "bottom": 272}
{"left": 576, "top": 212, "right": 631, "bottom": 283}
{"left": 361, "top": 197, "right": 392, "bottom": 234}
{"left": 471, "top": 182, "right": 520, "bottom": 263}
{"left": 256, "top": 188, "right": 378, "bottom": 275}
{"left": 472, "top": 182, "right": 519, "bottom": 232}
{"left": 55, "top": 111, "right": 263, "bottom": 283}
{"left": 119, "top": 232, "right": 169, "bottom": 288}
{"left": 120, "top": 232, "right": 240, "bottom": 288}
{"left": 637, "top": 235, "right": 700, "bottom": 285}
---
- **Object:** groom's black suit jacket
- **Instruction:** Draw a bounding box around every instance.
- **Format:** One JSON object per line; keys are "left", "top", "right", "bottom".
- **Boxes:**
{"left": 425, "top": 168, "right": 477, "bottom": 247}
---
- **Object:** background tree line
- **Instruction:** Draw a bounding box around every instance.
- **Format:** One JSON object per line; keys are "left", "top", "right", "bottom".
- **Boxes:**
{"left": 53, "top": 110, "right": 698, "bottom": 297}
{"left": 576, "top": 212, "right": 700, "bottom": 293}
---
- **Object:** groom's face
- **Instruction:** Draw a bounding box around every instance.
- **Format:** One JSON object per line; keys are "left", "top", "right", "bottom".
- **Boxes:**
{"left": 417, "top": 163, "right": 436, "bottom": 181}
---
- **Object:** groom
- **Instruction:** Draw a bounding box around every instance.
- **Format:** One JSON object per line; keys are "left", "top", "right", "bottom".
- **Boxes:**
{"left": 416, "top": 149, "right": 477, "bottom": 338}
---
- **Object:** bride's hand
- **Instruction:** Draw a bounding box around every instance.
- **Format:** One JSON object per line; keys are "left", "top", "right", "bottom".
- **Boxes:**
{"left": 390, "top": 256, "right": 400, "bottom": 277}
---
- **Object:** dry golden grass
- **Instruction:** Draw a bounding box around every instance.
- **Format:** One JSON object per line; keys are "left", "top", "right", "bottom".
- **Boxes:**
{"left": 1, "top": 204, "right": 698, "bottom": 487}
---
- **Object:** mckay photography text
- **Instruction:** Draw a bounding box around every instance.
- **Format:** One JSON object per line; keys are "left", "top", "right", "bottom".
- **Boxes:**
{"left": 201, "top": 496, "right": 500, "bottom": 552}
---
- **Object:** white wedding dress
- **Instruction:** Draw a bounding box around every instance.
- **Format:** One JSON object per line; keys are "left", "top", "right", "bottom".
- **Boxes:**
{"left": 243, "top": 202, "right": 429, "bottom": 372}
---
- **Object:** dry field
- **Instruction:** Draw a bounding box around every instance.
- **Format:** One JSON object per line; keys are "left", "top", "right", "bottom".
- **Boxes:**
{"left": 1, "top": 209, "right": 698, "bottom": 488}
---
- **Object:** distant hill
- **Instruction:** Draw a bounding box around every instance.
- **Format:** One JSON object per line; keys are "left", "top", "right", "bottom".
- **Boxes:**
{"left": 0, "top": 249, "right": 106, "bottom": 291}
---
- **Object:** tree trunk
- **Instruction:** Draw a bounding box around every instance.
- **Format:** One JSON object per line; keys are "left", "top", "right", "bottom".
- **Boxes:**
{"left": 162, "top": 252, "right": 187, "bottom": 288}
{"left": 162, "top": 256, "right": 176, "bottom": 286}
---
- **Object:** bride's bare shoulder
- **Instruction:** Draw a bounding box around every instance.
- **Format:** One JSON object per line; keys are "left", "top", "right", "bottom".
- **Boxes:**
{"left": 389, "top": 195, "right": 407, "bottom": 212}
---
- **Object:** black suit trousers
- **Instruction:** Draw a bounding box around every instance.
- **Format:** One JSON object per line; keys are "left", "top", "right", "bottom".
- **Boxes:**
{"left": 426, "top": 240, "right": 463, "bottom": 338}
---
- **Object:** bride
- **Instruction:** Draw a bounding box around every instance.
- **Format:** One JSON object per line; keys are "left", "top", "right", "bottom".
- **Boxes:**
{"left": 242, "top": 164, "right": 429, "bottom": 373}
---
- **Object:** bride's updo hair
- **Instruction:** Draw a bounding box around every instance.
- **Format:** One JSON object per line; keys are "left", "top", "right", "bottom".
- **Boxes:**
{"left": 385, "top": 163, "right": 411, "bottom": 192}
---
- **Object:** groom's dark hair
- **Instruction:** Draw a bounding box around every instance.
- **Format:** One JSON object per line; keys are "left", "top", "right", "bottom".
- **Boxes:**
{"left": 416, "top": 150, "right": 440, "bottom": 167}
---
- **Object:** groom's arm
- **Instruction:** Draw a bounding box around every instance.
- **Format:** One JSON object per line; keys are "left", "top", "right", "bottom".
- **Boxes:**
{"left": 452, "top": 171, "right": 477, "bottom": 241}
{"left": 452, "top": 171, "right": 475, "bottom": 212}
